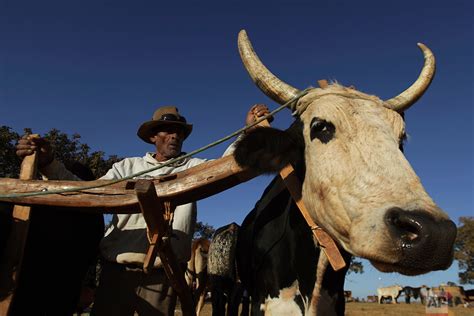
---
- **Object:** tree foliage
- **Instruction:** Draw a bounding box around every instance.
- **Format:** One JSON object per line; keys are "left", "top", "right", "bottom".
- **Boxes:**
{"left": 194, "top": 221, "right": 215, "bottom": 240}
{"left": 348, "top": 259, "right": 364, "bottom": 274}
{"left": 0, "top": 126, "right": 121, "bottom": 179}
{"left": 0, "top": 126, "right": 22, "bottom": 178}
{"left": 454, "top": 216, "right": 474, "bottom": 284}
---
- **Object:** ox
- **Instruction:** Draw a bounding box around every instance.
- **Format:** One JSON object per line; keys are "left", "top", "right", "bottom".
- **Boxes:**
{"left": 377, "top": 285, "right": 403, "bottom": 304}
{"left": 185, "top": 238, "right": 210, "bottom": 315}
{"left": 403, "top": 286, "right": 424, "bottom": 304}
{"left": 344, "top": 291, "right": 353, "bottom": 303}
{"left": 0, "top": 162, "right": 104, "bottom": 315}
{"left": 207, "top": 223, "right": 247, "bottom": 316}
{"left": 233, "top": 30, "right": 457, "bottom": 315}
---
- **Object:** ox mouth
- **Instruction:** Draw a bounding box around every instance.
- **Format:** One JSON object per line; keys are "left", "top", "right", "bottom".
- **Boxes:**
{"left": 369, "top": 260, "right": 432, "bottom": 276}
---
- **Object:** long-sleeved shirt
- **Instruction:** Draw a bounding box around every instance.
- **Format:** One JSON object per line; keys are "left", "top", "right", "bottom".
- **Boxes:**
{"left": 41, "top": 141, "right": 239, "bottom": 267}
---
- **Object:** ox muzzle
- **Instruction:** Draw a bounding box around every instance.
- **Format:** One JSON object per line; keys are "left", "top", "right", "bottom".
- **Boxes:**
{"left": 384, "top": 207, "right": 457, "bottom": 275}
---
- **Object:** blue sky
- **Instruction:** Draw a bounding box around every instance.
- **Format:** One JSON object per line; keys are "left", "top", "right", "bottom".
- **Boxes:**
{"left": 1, "top": 0, "right": 472, "bottom": 299}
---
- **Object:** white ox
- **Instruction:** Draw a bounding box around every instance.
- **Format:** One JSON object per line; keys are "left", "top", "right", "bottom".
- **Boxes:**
{"left": 377, "top": 285, "right": 403, "bottom": 304}
{"left": 232, "top": 30, "right": 458, "bottom": 315}
{"left": 236, "top": 30, "right": 457, "bottom": 276}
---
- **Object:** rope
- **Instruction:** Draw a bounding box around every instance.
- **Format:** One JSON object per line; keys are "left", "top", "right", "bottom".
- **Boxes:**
{"left": 0, "top": 88, "right": 311, "bottom": 199}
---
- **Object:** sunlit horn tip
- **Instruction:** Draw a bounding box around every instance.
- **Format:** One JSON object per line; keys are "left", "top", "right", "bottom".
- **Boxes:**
{"left": 237, "top": 30, "right": 301, "bottom": 106}
{"left": 384, "top": 43, "right": 436, "bottom": 112}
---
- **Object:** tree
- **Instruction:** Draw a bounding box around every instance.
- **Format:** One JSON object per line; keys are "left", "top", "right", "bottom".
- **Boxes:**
{"left": 194, "top": 221, "right": 215, "bottom": 240}
{"left": 0, "top": 126, "right": 22, "bottom": 178}
{"left": 0, "top": 126, "right": 121, "bottom": 179}
{"left": 454, "top": 216, "right": 474, "bottom": 284}
{"left": 348, "top": 259, "right": 364, "bottom": 274}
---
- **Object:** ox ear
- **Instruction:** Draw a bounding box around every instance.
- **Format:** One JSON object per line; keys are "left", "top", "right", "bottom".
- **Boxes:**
{"left": 234, "top": 125, "right": 302, "bottom": 174}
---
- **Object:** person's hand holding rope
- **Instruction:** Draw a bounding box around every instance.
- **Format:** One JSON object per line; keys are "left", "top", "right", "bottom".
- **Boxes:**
{"left": 245, "top": 103, "right": 272, "bottom": 133}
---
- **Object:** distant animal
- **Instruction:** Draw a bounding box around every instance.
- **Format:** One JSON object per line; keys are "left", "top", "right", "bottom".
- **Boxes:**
{"left": 185, "top": 238, "right": 210, "bottom": 315}
{"left": 233, "top": 30, "right": 457, "bottom": 316}
{"left": 377, "top": 285, "right": 403, "bottom": 304}
{"left": 344, "top": 291, "right": 353, "bottom": 303}
{"left": 432, "top": 285, "right": 470, "bottom": 306}
{"left": 403, "top": 286, "right": 423, "bottom": 304}
{"left": 465, "top": 289, "right": 474, "bottom": 302}
{"left": 207, "top": 223, "right": 245, "bottom": 316}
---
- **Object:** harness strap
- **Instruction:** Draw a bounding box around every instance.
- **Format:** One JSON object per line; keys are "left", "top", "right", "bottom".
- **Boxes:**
{"left": 279, "top": 165, "right": 346, "bottom": 271}
{"left": 255, "top": 102, "right": 346, "bottom": 271}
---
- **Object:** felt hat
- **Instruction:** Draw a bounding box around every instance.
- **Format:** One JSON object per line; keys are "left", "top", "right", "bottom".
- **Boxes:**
{"left": 137, "top": 106, "right": 193, "bottom": 143}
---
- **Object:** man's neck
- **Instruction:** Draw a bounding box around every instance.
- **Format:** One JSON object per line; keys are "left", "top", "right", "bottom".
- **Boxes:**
{"left": 153, "top": 152, "right": 181, "bottom": 162}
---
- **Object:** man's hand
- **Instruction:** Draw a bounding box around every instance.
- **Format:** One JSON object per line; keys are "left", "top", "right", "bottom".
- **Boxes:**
{"left": 16, "top": 135, "right": 54, "bottom": 168}
{"left": 245, "top": 104, "right": 272, "bottom": 132}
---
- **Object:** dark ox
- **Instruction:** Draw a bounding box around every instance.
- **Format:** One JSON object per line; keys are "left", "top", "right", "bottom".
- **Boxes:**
{"left": 402, "top": 286, "right": 424, "bottom": 304}
{"left": 233, "top": 30, "right": 457, "bottom": 315}
{"left": 0, "top": 162, "right": 104, "bottom": 315}
{"left": 207, "top": 223, "right": 248, "bottom": 316}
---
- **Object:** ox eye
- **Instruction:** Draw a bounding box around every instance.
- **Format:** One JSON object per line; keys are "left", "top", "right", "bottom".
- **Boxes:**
{"left": 310, "top": 117, "right": 335, "bottom": 143}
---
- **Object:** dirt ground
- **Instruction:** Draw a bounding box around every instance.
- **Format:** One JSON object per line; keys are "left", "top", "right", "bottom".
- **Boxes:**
{"left": 77, "top": 301, "right": 473, "bottom": 315}
{"left": 182, "top": 301, "right": 474, "bottom": 316}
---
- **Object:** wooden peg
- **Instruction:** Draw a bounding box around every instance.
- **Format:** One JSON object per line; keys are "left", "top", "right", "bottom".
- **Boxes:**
{"left": 0, "top": 134, "right": 39, "bottom": 315}
{"left": 135, "top": 180, "right": 195, "bottom": 316}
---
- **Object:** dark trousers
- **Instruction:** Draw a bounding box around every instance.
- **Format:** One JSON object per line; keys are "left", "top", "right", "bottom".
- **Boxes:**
{"left": 91, "top": 261, "right": 177, "bottom": 316}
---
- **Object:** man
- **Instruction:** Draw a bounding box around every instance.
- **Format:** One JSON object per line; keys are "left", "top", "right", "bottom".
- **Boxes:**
{"left": 16, "top": 104, "right": 269, "bottom": 315}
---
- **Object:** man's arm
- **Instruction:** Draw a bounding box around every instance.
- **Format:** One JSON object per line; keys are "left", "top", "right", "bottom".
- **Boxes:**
{"left": 16, "top": 135, "right": 80, "bottom": 181}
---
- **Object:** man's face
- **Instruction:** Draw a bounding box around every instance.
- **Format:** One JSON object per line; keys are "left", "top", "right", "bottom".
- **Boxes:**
{"left": 149, "top": 124, "right": 186, "bottom": 161}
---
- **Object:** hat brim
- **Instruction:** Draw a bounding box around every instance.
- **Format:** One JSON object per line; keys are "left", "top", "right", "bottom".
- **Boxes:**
{"left": 137, "top": 120, "right": 193, "bottom": 144}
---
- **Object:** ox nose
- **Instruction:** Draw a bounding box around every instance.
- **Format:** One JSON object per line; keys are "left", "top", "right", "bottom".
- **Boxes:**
{"left": 385, "top": 207, "right": 457, "bottom": 273}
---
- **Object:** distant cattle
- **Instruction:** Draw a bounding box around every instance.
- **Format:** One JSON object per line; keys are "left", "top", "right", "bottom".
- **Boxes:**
{"left": 344, "top": 291, "right": 353, "bottom": 303}
{"left": 403, "top": 286, "right": 423, "bottom": 304}
{"left": 377, "top": 285, "right": 403, "bottom": 304}
{"left": 432, "top": 285, "right": 469, "bottom": 306}
{"left": 185, "top": 238, "right": 210, "bottom": 315}
{"left": 366, "top": 295, "right": 378, "bottom": 303}
{"left": 465, "top": 289, "right": 474, "bottom": 302}
{"left": 233, "top": 30, "right": 457, "bottom": 315}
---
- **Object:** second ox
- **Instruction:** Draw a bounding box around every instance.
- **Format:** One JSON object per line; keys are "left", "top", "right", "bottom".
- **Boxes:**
{"left": 233, "top": 30, "right": 457, "bottom": 315}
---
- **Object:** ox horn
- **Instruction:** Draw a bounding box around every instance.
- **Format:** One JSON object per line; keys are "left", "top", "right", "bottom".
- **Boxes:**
{"left": 384, "top": 43, "right": 436, "bottom": 112}
{"left": 238, "top": 30, "right": 301, "bottom": 105}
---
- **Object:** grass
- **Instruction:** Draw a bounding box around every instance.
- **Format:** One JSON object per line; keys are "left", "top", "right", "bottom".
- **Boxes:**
{"left": 192, "top": 302, "right": 473, "bottom": 316}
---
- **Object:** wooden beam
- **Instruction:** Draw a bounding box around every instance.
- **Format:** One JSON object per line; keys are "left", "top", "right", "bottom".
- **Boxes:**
{"left": 0, "top": 155, "right": 259, "bottom": 213}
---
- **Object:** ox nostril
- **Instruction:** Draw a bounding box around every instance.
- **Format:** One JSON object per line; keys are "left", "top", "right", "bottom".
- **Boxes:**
{"left": 385, "top": 207, "right": 457, "bottom": 273}
{"left": 385, "top": 208, "right": 425, "bottom": 249}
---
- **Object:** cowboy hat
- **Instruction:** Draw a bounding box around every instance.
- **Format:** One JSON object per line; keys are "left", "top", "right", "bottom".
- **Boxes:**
{"left": 137, "top": 106, "right": 193, "bottom": 143}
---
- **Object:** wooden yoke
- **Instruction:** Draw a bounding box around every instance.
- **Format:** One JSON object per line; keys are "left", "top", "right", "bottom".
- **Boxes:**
{"left": 0, "top": 134, "right": 39, "bottom": 315}
{"left": 135, "top": 180, "right": 195, "bottom": 316}
{"left": 255, "top": 95, "right": 346, "bottom": 271}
